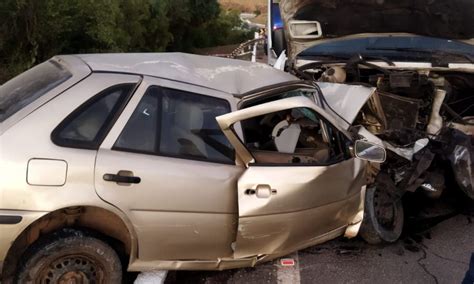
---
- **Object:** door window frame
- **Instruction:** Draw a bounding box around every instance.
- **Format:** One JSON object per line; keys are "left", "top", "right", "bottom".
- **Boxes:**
{"left": 112, "top": 85, "right": 235, "bottom": 165}
{"left": 233, "top": 111, "right": 351, "bottom": 167}
{"left": 217, "top": 95, "right": 354, "bottom": 168}
{"left": 99, "top": 76, "right": 239, "bottom": 165}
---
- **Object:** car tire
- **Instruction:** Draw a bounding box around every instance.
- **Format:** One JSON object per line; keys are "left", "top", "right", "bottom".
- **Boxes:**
{"left": 359, "top": 185, "right": 404, "bottom": 244}
{"left": 16, "top": 228, "right": 122, "bottom": 283}
{"left": 272, "top": 29, "right": 286, "bottom": 57}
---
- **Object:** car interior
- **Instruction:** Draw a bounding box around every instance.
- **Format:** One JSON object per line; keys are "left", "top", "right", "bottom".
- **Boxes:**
{"left": 241, "top": 107, "right": 346, "bottom": 165}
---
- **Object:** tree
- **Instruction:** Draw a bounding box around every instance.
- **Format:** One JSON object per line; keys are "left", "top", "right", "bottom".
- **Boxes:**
{"left": 0, "top": 0, "right": 253, "bottom": 83}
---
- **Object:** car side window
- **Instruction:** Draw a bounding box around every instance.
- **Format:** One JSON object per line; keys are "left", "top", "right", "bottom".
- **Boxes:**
{"left": 114, "top": 87, "right": 160, "bottom": 153}
{"left": 114, "top": 86, "right": 235, "bottom": 164}
{"left": 52, "top": 84, "right": 134, "bottom": 149}
{"left": 241, "top": 107, "right": 349, "bottom": 165}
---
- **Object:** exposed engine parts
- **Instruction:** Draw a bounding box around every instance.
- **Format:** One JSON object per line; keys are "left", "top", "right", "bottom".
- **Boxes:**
{"left": 427, "top": 88, "right": 447, "bottom": 136}
{"left": 319, "top": 66, "right": 346, "bottom": 83}
{"left": 294, "top": 59, "right": 474, "bottom": 201}
{"left": 443, "top": 128, "right": 474, "bottom": 199}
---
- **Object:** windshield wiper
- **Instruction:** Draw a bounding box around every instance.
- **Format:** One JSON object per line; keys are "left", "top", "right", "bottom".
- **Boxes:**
{"left": 366, "top": 47, "right": 474, "bottom": 64}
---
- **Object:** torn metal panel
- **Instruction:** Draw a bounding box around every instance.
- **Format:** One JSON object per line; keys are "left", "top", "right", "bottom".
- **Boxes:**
{"left": 129, "top": 257, "right": 257, "bottom": 271}
{"left": 344, "top": 186, "right": 366, "bottom": 238}
{"left": 447, "top": 129, "right": 474, "bottom": 199}
{"left": 450, "top": 145, "right": 474, "bottom": 199}
{"left": 255, "top": 226, "right": 347, "bottom": 264}
{"left": 317, "top": 82, "right": 376, "bottom": 128}
{"left": 356, "top": 126, "right": 383, "bottom": 147}
{"left": 383, "top": 138, "right": 429, "bottom": 161}
{"left": 404, "top": 150, "right": 436, "bottom": 192}
{"left": 420, "top": 172, "right": 445, "bottom": 199}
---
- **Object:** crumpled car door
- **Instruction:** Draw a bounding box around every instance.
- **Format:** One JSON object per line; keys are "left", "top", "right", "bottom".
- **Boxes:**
{"left": 216, "top": 96, "right": 367, "bottom": 259}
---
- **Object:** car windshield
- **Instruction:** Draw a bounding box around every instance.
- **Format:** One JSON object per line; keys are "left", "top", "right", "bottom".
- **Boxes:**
{"left": 299, "top": 36, "right": 474, "bottom": 63}
{"left": 0, "top": 60, "right": 72, "bottom": 122}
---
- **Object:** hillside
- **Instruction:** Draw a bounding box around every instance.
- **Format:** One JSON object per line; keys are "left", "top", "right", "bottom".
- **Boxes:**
{"left": 219, "top": 0, "right": 267, "bottom": 13}
{"left": 219, "top": 0, "right": 268, "bottom": 25}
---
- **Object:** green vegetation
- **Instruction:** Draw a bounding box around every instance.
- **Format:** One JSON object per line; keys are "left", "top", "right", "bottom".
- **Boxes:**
{"left": 0, "top": 0, "right": 254, "bottom": 83}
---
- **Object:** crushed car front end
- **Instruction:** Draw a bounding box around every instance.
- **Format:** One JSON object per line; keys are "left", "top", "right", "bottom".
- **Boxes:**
{"left": 275, "top": 0, "right": 474, "bottom": 243}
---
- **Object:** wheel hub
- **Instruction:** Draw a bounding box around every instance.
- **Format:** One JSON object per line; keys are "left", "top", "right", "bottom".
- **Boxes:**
{"left": 58, "top": 271, "right": 88, "bottom": 284}
{"left": 39, "top": 255, "right": 104, "bottom": 284}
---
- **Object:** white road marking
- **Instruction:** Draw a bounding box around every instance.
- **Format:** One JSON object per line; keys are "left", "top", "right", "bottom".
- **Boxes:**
{"left": 134, "top": 270, "right": 168, "bottom": 284}
{"left": 276, "top": 252, "right": 301, "bottom": 284}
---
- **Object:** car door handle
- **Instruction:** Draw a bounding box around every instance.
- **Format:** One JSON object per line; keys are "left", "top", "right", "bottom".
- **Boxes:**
{"left": 103, "top": 170, "right": 141, "bottom": 184}
{"left": 245, "top": 184, "right": 277, "bottom": 198}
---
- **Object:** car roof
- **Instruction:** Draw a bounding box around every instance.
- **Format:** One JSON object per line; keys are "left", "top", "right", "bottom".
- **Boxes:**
{"left": 67, "top": 53, "right": 297, "bottom": 96}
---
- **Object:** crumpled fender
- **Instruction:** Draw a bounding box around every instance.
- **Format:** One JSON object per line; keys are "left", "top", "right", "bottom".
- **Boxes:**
{"left": 447, "top": 129, "right": 474, "bottom": 200}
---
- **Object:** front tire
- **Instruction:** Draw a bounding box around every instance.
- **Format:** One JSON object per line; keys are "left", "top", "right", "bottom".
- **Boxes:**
{"left": 360, "top": 182, "right": 404, "bottom": 244}
{"left": 16, "top": 228, "right": 122, "bottom": 284}
{"left": 272, "top": 29, "right": 286, "bottom": 57}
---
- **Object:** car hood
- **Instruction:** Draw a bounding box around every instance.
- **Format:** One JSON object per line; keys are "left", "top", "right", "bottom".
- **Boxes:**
{"left": 318, "top": 82, "right": 376, "bottom": 129}
{"left": 279, "top": 0, "right": 474, "bottom": 60}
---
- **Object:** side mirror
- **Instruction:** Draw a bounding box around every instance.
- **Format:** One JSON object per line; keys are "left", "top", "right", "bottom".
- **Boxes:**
{"left": 288, "top": 20, "right": 323, "bottom": 39}
{"left": 354, "top": 140, "right": 386, "bottom": 163}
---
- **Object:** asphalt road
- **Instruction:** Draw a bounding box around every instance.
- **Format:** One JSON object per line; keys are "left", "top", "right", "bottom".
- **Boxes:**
{"left": 161, "top": 212, "right": 473, "bottom": 284}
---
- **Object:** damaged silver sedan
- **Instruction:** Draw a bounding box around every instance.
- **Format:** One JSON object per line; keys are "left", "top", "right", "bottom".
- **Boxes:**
{"left": 0, "top": 53, "right": 385, "bottom": 282}
{"left": 270, "top": 0, "right": 474, "bottom": 243}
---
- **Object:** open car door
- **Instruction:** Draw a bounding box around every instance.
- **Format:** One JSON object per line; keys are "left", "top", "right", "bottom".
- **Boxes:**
{"left": 217, "top": 96, "right": 367, "bottom": 259}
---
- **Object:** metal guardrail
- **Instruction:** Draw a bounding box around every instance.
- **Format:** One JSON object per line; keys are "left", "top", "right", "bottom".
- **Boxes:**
{"left": 212, "top": 33, "right": 266, "bottom": 62}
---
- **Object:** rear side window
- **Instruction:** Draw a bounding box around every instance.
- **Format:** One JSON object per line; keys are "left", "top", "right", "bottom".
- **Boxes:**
{"left": 114, "top": 87, "right": 160, "bottom": 153}
{"left": 114, "top": 86, "right": 234, "bottom": 164}
{"left": 159, "top": 88, "right": 233, "bottom": 163}
{"left": 52, "top": 84, "right": 134, "bottom": 150}
{"left": 0, "top": 60, "right": 72, "bottom": 122}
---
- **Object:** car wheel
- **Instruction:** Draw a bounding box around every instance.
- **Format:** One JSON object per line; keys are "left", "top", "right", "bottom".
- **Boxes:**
{"left": 272, "top": 29, "right": 286, "bottom": 57}
{"left": 359, "top": 185, "right": 404, "bottom": 244}
{"left": 16, "top": 228, "right": 122, "bottom": 283}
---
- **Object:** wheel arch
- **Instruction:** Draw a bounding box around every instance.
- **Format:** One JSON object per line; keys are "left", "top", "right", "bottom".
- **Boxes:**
{"left": 1, "top": 206, "right": 136, "bottom": 281}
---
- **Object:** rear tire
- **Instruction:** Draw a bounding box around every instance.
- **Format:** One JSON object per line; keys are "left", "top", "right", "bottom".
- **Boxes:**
{"left": 360, "top": 184, "right": 404, "bottom": 244}
{"left": 16, "top": 228, "right": 122, "bottom": 283}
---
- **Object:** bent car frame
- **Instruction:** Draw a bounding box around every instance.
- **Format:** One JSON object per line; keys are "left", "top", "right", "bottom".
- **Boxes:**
{"left": 0, "top": 53, "right": 385, "bottom": 282}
